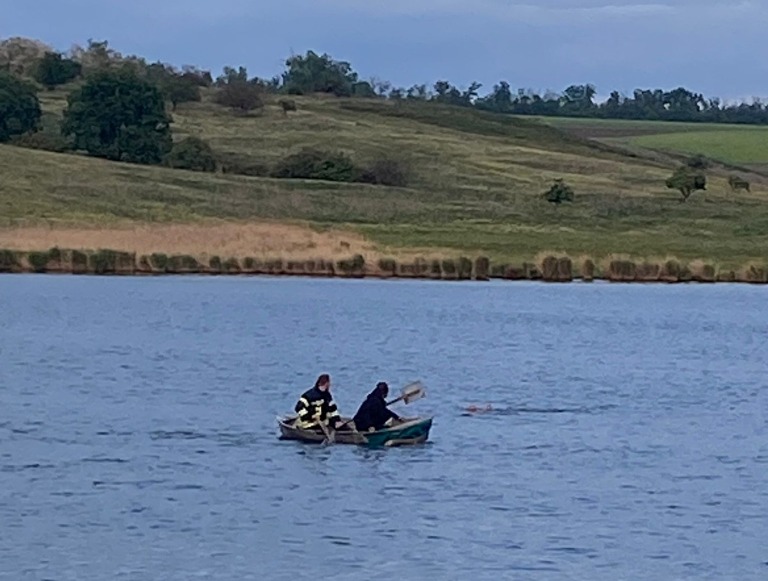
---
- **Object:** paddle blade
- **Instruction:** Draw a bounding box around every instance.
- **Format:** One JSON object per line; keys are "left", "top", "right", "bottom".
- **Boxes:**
{"left": 401, "top": 381, "right": 426, "bottom": 404}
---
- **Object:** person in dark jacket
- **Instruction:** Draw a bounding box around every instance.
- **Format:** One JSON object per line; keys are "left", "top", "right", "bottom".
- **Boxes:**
{"left": 353, "top": 382, "right": 400, "bottom": 432}
{"left": 294, "top": 373, "right": 344, "bottom": 430}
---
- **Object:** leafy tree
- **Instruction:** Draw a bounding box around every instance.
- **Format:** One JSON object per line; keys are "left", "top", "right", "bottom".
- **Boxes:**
{"left": 665, "top": 166, "right": 706, "bottom": 201}
{"left": 61, "top": 69, "right": 171, "bottom": 164}
{"left": 163, "top": 74, "right": 201, "bottom": 110}
{"left": 282, "top": 51, "right": 358, "bottom": 96}
{"left": 542, "top": 179, "right": 575, "bottom": 204}
{"left": 165, "top": 136, "right": 216, "bottom": 172}
{"left": 0, "top": 71, "right": 41, "bottom": 141}
{"left": 33, "top": 52, "right": 81, "bottom": 89}
{"left": 214, "top": 66, "right": 263, "bottom": 113}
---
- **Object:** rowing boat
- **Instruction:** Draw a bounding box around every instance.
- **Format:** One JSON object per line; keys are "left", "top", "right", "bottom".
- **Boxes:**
{"left": 276, "top": 415, "right": 433, "bottom": 447}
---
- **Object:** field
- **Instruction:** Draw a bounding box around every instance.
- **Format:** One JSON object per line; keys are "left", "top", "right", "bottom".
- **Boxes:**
{"left": 2, "top": 87, "right": 768, "bottom": 270}
{"left": 538, "top": 116, "right": 768, "bottom": 171}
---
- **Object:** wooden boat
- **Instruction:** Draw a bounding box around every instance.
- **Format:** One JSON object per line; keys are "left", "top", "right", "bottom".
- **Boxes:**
{"left": 277, "top": 415, "right": 433, "bottom": 447}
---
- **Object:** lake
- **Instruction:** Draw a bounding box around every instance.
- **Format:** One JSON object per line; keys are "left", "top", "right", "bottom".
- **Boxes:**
{"left": 1, "top": 275, "right": 766, "bottom": 580}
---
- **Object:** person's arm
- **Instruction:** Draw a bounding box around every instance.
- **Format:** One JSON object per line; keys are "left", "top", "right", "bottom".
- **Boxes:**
{"left": 326, "top": 395, "right": 341, "bottom": 427}
{"left": 295, "top": 396, "right": 312, "bottom": 424}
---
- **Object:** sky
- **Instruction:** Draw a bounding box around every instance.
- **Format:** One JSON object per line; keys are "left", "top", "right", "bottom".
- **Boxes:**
{"left": 3, "top": 0, "right": 767, "bottom": 101}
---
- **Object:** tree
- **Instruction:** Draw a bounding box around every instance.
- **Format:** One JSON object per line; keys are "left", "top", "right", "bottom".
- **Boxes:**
{"left": 163, "top": 74, "right": 201, "bottom": 110}
{"left": 281, "top": 51, "right": 358, "bottom": 96}
{"left": 165, "top": 137, "right": 216, "bottom": 172}
{"left": 33, "top": 52, "right": 81, "bottom": 89}
{"left": 61, "top": 69, "right": 171, "bottom": 164}
{"left": 214, "top": 66, "right": 263, "bottom": 113}
{"left": 542, "top": 179, "right": 575, "bottom": 204}
{"left": 0, "top": 71, "right": 41, "bottom": 141}
{"left": 665, "top": 166, "right": 706, "bottom": 201}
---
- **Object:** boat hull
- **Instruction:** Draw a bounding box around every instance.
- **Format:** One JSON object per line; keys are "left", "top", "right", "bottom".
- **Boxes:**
{"left": 277, "top": 416, "right": 433, "bottom": 447}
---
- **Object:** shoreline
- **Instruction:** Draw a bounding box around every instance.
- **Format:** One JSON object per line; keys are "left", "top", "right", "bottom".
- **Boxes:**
{"left": 2, "top": 248, "right": 767, "bottom": 284}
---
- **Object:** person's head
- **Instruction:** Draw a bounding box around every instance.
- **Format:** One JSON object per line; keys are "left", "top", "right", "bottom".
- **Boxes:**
{"left": 314, "top": 373, "right": 331, "bottom": 391}
{"left": 375, "top": 381, "right": 389, "bottom": 398}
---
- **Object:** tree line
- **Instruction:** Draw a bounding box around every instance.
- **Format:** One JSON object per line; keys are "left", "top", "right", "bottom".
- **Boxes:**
{"left": 3, "top": 37, "right": 768, "bottom": 126}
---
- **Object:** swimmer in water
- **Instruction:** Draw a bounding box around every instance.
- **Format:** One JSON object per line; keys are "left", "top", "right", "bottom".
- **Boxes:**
{"left": 465, "top": 404, "right": 493, "bottom": 413}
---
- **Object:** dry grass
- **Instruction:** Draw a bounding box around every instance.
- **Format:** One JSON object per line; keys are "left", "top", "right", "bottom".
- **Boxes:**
{"left": 0, "top": 221, "right": 384, "bottom": 261}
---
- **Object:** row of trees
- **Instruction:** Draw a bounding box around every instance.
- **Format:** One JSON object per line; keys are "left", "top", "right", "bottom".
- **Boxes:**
{"left": 5, "top": 37, "right": 768, "bottom": 124}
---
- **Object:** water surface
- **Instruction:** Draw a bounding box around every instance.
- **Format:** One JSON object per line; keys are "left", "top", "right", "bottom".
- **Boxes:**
{"left": 1, "top": 275, "right": 766, "bottom": 580}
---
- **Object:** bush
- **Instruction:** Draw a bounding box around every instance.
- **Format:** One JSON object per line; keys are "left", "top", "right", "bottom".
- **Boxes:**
{"left": 474, "top": 256, "right": 490, "bottom": 280}
{"left": 219, "top": 153, "right": 269, "bottom": 177}
{"left": 542, "top": 178, "right": 574, "bottom": 204}
{"left": 165, "top": 137, "right": 216, "bottom": 172}
{"left": 27, "top": 250, "right": 50, "bottom": 272}
{"left": 666, "top": 166, "right": 706, "bottom": 202}
{"left": 457, "top": 256, "right": 473, "bottom": 279}
{"left": 272, "top": 148, "right": 361, "bottom": 182}
{"left": 150, "top": 253, "right": 168, "bottom": 271}
{"left": 685, "top": 154, "right": 710, "bottom": 170}
{"left": 359, "top": 158, "right": 409, "bottom": 187}
{"left": 9, "top": 130, "right": 71, "bottom": 153}
{"left": 0, "top": 249, "right": 21, "bottom": 272}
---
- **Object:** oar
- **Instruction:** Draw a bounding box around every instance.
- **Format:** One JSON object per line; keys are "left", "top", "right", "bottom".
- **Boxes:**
{"left": 317, "top": 416, "right": 335, "bottom": 445}
{"left": 334, "top": 381, "right": 427, "bottom": 433}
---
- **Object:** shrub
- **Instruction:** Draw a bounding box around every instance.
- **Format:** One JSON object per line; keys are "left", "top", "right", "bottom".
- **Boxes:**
{"left": 378, "top": 258, "right": 397, "bottom": 274}
{"left": 441, "top": 259, "right": 456, "bottom": 275}
{"left": 222, "top": 257, "right": 241, "bottom": 272}
{"left": 27, "top": 250, "right": 50, "bottom": 272}
{"left": 665, "top": 166, "right": 706, "bottom": 202}
{"left": 209, "top": 255, "right": 222, "bottom": 272}
{"left": 219, "top": 153, "right": 269, "bottom": 177}
{"left": 168, "top": 254, "right": 199, "bottom": 273}
{"left": 9, "top": 130, "right": 71, "bottom": 153}
{"left": 337, "top": 254, "right": 365, "bottom": 275}
{"left": 71, "top": 250, "right": 88, "bottom": 273}
{"left": 272, "top": 147, "right": 361, "bottom": 182}
{"left": 457, "top": 256, "right": 473, "bottom": 279}
{"left": 165, "top": 137, "right": 216, "bottom": 172}
{"left": 685, "top": 154, "right": 710, "bottom": 170}
{"left": 359, "top": 158, "right": 409, "bottom": 187}
{"left": 474, "top": 256, "right": 490, "bottom": 280}
{"left": 542, "top": 178, "right": 574, "bottom": 204}
{"left": 150, "top": 253, "right": 168, "bottom": 271}
{"left": 0, "top": 249, "right": 21, "bottom": 272}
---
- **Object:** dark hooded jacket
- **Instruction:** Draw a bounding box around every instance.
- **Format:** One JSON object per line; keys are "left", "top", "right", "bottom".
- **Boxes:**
{"left": 353, "top": 387, "right": 400, "bottom": 432}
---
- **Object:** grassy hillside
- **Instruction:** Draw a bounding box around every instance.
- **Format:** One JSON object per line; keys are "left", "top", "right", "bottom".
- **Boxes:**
{"left": 3, "top": 87, "right": 768, "bottom": 268}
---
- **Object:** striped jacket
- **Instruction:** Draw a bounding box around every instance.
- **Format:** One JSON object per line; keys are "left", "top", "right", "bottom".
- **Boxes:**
{"left": 294, "top": 386, "right": 340, "bottom": 429}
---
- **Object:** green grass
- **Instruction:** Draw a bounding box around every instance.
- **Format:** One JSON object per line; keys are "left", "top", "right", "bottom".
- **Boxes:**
{"left": 537, "top": 115, "right": 768, "bottom": 167}
{"left": 3, "top": 87, "right": 768, "bottom": 268}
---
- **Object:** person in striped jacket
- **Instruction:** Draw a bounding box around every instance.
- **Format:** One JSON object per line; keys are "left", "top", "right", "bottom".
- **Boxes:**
{"left": 294, "top": 374, "right": 344, "bottom": 430}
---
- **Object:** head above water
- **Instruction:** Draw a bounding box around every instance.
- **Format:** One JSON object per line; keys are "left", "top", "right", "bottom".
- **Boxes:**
{"left": 375, "top": 381, "right": 389, "bottom": 398}
{"left": 314, "top": 374, "right": 331, "bottom": 391}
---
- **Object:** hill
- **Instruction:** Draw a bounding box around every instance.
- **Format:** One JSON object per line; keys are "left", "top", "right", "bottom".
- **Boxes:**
{"left": 2, "top": 85, "right": 768, "bottom": 272}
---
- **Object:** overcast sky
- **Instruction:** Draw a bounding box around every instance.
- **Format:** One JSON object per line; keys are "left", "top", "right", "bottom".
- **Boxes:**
{"left": 3, "top": 0, "right": 767, "bottom": 100}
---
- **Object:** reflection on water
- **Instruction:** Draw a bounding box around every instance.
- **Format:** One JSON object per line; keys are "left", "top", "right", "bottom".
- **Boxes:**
{"left": 1, "top": 275, "right": 767, "bottom": 580}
